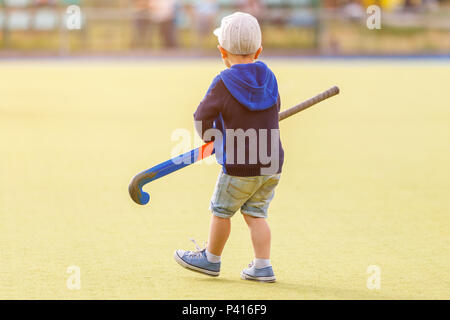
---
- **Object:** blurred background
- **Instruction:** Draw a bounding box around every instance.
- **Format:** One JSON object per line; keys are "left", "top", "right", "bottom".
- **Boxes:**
{"left": 0, "top": 0, "right": 449, "bottom": 57}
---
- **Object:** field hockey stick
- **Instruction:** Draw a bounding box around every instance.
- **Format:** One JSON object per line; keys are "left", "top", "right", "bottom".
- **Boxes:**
{"left": 129, "top": 86, "right": 340, "bottom": 205}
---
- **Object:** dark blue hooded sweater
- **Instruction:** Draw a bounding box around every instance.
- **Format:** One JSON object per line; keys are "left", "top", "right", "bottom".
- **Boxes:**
{"left": 194, "top": 61, "right": 284, "bottom": 177}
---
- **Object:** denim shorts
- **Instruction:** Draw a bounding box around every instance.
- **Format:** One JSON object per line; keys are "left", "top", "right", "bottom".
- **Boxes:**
{"left": 209, "top": 171, "right": 281, "bottom": 219}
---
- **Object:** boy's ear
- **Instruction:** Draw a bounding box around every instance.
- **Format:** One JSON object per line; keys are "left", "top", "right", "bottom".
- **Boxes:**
{"left": 254, "top": 46, "right": 263, "bottom": 60}
{"left": 218, "top": 45, "right": 228, "bottom": 59}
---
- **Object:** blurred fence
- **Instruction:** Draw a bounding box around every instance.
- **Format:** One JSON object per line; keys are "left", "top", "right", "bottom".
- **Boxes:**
{"left": 0, "top": 0, "right": 449, "bottom": 56}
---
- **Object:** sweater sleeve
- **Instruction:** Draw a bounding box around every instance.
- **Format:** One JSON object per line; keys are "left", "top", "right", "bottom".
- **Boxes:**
{"left": 193, "top": 76, "right": 223, "bottom": 142}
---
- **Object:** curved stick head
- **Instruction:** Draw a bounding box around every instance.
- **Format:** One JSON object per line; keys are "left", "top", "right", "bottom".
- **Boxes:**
{"left": 128, "top": 183, "right": 150, "bottom": 205}
{"left": 128, "top": 171, "right": 157, "bottom": 205}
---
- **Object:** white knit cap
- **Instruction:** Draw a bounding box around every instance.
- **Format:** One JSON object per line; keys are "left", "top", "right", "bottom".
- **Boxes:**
{"left": 213, "top": 12, "right": 262, "bottom": 55}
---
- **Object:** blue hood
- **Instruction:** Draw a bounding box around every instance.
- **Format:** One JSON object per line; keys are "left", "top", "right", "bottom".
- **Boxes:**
{"left": 219, "top": 61, "right": 278, "bottom": 111}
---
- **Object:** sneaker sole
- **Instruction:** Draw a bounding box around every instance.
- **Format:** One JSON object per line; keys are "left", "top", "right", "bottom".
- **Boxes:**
{"left": 240, "top": 271, "right": 276, "bottom": 283}
{"left": 173, "top": 251, "right": 220, "bottom": 277}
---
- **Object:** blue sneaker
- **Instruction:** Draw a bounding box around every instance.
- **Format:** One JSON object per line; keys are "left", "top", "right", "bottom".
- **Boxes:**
{"left": 174, "top": 240, "right": 220, "bottom": 277}
{"left": 240, "top": 262, "right": 276, "bottom": 283}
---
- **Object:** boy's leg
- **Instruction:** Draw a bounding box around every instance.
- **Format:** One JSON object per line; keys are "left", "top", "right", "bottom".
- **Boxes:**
{"left": 239, "top": 174, "right": 280, "bottom": 282}
{"left": 207, "top": 215, "right": 231, "bottom": 257}
{"left": 206, "top": 172, "right": 260, "bottom": 258}
{"left": 174, "top": 172, "right": 255, "bottom": 277}
{"left": 241, "top": 214, "right": 275, "bottom": 282}
{"left": 242, "top": 214, "right": 271, "bottom": 259}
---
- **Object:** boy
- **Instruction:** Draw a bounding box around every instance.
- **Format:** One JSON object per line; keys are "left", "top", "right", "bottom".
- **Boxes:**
{"left": 174, "top": 12, "right": 284, "bottom": 283}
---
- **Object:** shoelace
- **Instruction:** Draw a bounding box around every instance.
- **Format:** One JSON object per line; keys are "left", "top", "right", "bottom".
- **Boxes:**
{"left": 187, "top": 238, "right": 206, "bottom": 257}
